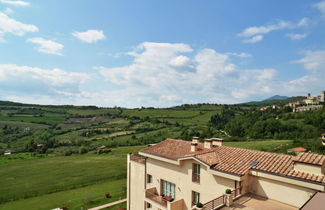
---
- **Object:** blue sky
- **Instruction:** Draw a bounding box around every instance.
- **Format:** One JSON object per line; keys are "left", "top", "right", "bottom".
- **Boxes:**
{"left": 0, "top": 0, "right": 324, "bottom": 107}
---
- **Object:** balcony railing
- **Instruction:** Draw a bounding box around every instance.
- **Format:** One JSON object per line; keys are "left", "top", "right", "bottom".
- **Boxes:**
{"left": 202, "top": 194, "right": 225, "bottom": 210}
{"left": 192, "top": 173, "right": 200, "bottom": 183}
{"left": 145, "top": 188, "right": 167, "bottom": 208}
{"left": 202, "top": 187, "right": 243, "bottom": 210}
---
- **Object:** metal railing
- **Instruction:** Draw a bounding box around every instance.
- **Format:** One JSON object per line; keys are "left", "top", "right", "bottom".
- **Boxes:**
{"left": 202, "top": 194, "right": 225, "bottom": 210}
{"left": 202, "top": 187, "right": 243, "bottom": 210}
{"left": 232, "top": 187, "right": 242, "bottom": 198}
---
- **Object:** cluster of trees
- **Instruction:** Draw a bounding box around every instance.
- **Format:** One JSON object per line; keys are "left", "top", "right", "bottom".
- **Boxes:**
{"left": 209, "top": 107, "right": 325, "bottom": 140}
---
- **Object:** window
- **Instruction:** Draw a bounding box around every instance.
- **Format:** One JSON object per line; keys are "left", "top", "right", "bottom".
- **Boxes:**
{"left": 192, "top": 163, "right": 200, "bottom": 183}
{"left": 192, "top": 191, "right": 200, "bottom": 205}
{"left": 146, "top": 202, "right": 152, "bottom": 209}
{"left": 161, "top": 180, "right": 176, "bottom": 198}
{"left": 147, "top": 174, "right": 152, "bottom": 184}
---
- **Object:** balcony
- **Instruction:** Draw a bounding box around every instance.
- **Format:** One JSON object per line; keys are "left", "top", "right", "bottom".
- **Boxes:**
{"left": 145, "top": 188, "right": 167, "bottom": 208}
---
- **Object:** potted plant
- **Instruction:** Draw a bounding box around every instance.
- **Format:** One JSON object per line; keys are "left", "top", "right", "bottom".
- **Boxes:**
{"left": 196, "top": 202, "right": 203, "bottom": 209}
{"left": 225, "top": 189, "right": 233, "bottom": 207}
{"left": 164, "top": 195, "right": 174, "bottom": 202}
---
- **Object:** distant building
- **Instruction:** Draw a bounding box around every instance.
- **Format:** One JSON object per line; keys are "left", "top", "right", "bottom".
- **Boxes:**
{"left": 291, "top": 91, "right": 324, "bottom": 112}
{"left": 259, "top": 105, "right": 279, "bottom": 111}
{"left": 4, "top": 150, "right": 14, "bottom": 155}
{"left": 287, "top": 147, "right": 307, "bottom": 154}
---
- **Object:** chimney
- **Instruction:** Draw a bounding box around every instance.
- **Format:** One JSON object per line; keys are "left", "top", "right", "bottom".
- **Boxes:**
{"left": 211, "top": 138, "right": 224, "bottom": 147}
{"left": 192, "top": 137, "right": 199, "bottom": 144}
{"left": 204, "top": 139, "right": 212, "bottom": 149}
{"left": 191, "top": 143, "right": 198, "bottom": 152}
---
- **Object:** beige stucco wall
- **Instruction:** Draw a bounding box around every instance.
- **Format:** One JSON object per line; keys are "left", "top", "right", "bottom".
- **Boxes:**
{"left": 146, "top": 158, "right": 234, "bottom": 210}
{"left": 249, "top": 176, "right": 316, "bottom": 207}
{"left": 127, "top": 156, "right": 146, "bottom": 210}
{"left": 294, "top": 162, "right": 322, "bottom": 176}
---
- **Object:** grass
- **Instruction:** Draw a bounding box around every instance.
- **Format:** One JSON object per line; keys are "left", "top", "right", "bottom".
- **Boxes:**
{"left": 0, "top": 121, "right": 49, "bottom": 129}
{"left": 0, "top": 146, "right": 144, "bottom": 204}
{"left": 0, "top": 153, "right": 53, "bottom": 165}
{"left": 0, "top": 179, "right": 126, "bottom": 210}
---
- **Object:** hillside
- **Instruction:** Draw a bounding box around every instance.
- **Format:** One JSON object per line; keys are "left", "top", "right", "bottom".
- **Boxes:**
{"left": 242, "top": 96, "right": 306, "bottom": 107}
{"left": 0, "top": 98, "right": 324, "bottom": 155}
{"left": 0, "top": 99, "right": 324, "bottom": 209}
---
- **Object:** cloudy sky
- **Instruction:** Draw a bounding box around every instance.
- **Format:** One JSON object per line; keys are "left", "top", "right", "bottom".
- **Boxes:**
{"left": 0, "top": 0, "right": 325, "bottom": 107}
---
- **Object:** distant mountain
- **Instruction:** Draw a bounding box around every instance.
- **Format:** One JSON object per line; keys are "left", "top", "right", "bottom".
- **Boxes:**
{"left": 263, "top": 95, "right": 288, "bottom": 101}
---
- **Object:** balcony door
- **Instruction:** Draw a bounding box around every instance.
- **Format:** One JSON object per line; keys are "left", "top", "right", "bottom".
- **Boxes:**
{"left": 161, "top": 180, "right": 175, "bottom": 199}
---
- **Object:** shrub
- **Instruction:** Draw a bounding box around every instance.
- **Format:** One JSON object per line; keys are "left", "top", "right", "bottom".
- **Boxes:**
{"left": 225, "top": 189, "right": 232, "bottom": 194}
{"left": 196, "top": 202, "right": 203, "bottom": 208}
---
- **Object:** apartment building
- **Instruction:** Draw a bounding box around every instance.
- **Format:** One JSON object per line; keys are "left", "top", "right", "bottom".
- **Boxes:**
{"left": 127, "top": 138, "right": 325, "bottom": 210}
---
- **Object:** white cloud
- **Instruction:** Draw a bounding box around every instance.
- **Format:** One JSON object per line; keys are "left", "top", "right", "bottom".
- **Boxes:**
{"left": 293, "top": 50, "right": 325, "bottom": 70}
{"left": 0, "top": 0, "right": 29, "bottom": 6}
{"left": 169, "top": 55, "right": 190, "bottom": 67}
{"left": 314, "top": 1, "right": 325, "bottom": 14}
{"left": 27, "top": 37, "right": 64, "bottom": 55}
{"left": 0, "top": 64, "right": 90, "bottom": 101}
{"left": 243, "top": 35, "right": 263, "bottom": 43}
{"left": 238, "top": 18, "right": 309, "bottom": 43}
{"left": 3, "top": 8, "right": 13, "bottom": 15}
{"left": 286, "top": 33, "right": 307, "bottom": 40}
{"left": 0, "top": 12, "right": 38, "bottom": 41}
{"left": 1, "top": 43, "right": 324, "bottom": 108}
{"left": 94, "top": 42, "right": 280, "bottom": 106}
{"left": 72, "top": 29, "right": 105, "bottom": 43}
{"left": 227, "top": 52, "right": 252, "bottom": 58}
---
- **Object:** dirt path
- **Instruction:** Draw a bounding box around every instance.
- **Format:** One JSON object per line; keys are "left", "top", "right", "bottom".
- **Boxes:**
{"left": 88, "top": 198, "right": 127, "bottom": 210}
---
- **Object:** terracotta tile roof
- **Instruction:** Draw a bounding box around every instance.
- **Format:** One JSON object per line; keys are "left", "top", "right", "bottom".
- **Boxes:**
{"left": 140, "top": 139, "right": 218, "bottom": 160}
{"left": 287, "top": 147, "right": 307, "bottom": 152}
{"left": 140, "top": 139, "right": 325, "bottom": 185}
{"left": 294, "top": 153, "right": 325, "bottom": 165}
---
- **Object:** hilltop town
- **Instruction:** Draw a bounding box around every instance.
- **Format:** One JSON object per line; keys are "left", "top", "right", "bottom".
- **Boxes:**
{"left": 260, "top": 90, "right": 325, "bottom": 112}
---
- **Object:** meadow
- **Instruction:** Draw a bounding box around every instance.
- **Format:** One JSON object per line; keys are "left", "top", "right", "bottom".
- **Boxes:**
{"left": 0, "top": 146, "right": 144, "bottom": 209}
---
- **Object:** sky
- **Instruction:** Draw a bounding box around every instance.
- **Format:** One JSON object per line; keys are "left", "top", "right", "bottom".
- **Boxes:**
{"left": 0, "top": 0, "right": 325, "bottom": 107}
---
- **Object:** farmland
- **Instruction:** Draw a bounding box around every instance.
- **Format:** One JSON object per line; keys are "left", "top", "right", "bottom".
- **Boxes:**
{"left": 0, "top": 99, "right": 324, "bottom": 209}
{"left": 0, "top": 146, "right": 144, "bottom": 210}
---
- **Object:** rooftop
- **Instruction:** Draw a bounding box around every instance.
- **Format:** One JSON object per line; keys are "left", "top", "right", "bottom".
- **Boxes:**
{"left": 140, "top": 139, "right": 325, "bottom": 185}
{"left": 220, "top": 193, "right": 296, "bottom": 210}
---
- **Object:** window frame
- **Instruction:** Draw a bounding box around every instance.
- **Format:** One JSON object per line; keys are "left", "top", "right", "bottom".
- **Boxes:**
{"left": 192, "top": 163, "right": 200, "bottom": 183}
{"left": 147, "top": 174, "right": 152, "bottom": 184}
{"left": 192, "top": 191, "right": 200, "bottom": 205}
{"left": 161, "top": 179, "right": 176, "bottom": 199}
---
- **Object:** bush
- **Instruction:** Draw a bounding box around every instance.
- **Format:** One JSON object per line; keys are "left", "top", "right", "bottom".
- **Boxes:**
{"left": 196, "top": 202, "right": 203, "bottom": 208}
{"left": 225, "top": 189, "right": 232, "bottom": 194}
{"left": 78, "top": 146, "right": 88, "bottom": 154}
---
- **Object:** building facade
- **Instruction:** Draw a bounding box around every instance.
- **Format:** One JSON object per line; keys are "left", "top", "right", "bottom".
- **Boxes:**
{"left": 127, "top": 138, "right": 325, "bottom": 210}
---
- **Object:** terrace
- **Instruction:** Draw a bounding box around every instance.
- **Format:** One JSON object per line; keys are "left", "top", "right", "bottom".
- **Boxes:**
{"left": 220, "top": 193, "right": 296, "bottom": 210}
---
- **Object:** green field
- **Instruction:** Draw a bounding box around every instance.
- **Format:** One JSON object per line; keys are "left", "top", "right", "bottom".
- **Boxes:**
{"left": 0, "top": 146, "right": 144, "bottom": 209}
{"left": 0, "top": 179, "right": 126, "bottom": 210}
